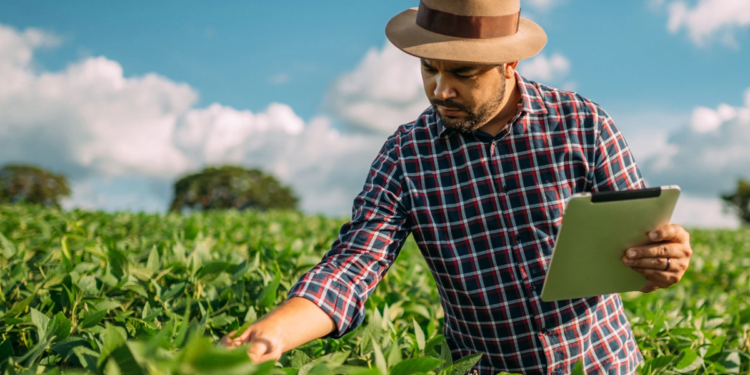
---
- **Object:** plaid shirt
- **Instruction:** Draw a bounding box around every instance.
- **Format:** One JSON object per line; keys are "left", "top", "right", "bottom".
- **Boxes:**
{"left": 289, "top": 73, "right": 645, "bottom": 375}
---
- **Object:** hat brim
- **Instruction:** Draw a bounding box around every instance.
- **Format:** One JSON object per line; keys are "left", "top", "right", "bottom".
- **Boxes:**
{"left": 385, "top": 8, "right": 547, "bottom": 65}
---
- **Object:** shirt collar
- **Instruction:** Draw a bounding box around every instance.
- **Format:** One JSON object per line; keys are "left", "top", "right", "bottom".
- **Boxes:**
{"left": 436, "top": 72, "right": 548, "bottom": 139}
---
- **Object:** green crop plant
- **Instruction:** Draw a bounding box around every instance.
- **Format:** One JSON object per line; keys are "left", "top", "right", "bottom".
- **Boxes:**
{"left": 0, "top": 204, "right": 748, "bottom": 374}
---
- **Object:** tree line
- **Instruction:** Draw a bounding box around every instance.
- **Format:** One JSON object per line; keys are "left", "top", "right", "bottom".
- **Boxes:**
{"left": 0, "top": 164, "right": 298, "bottom": 212}
{"left": 2, "top": 163, "right": 750, "bottom": 224}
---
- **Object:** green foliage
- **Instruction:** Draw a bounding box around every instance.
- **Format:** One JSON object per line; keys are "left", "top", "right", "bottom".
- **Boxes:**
{"left": 722, "top": 179, "right": 750, "bottom": 224}
{"left": 169, "top": 165, "right": 298, "bottom": 213}
{"left": 0, "top": 204, "right": 748, "bottom": 374}
{"left": 0, "top": 165, "right": 71, "bottom": 208}
{"left": 623, "top": 229, "right": 750, "bottom": 374}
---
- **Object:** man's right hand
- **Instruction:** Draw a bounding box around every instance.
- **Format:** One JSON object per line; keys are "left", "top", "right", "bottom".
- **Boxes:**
{"left": 220, "top": 324, "right": 284, "bottom": 363}
{"left": 219, "top": 297, "right": 336, "bottom": 364}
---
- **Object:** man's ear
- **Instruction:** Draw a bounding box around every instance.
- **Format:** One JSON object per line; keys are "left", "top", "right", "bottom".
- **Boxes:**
{"left": 505, "top": 61, "right": 519, "bottom": 79}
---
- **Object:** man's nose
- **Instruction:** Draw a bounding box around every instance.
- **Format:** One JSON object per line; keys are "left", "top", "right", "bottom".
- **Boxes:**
{"left": 433, "top": 74, "right": 457, "bottom": 101}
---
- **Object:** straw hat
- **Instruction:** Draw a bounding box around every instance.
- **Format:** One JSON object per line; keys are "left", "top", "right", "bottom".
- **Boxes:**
{"left": 386, "top": 0, "right": 547, "bottom": 64}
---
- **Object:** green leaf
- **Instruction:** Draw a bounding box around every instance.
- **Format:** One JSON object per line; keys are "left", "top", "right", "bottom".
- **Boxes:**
{"left": 2, "top": 292, "right": 35, "bottom": 321}
{"left": 244, "top": 306, "right": 258, "bottom": 324}
{"left": 95, "top": 300, "right": 122, "bottom": 312}
{"left": 390, "top": 357, "right": 444, "bottom": 375}
{"left": 105, "top": 344, "right": 143, "bottom": 375}
{"left": 298, "top": 352, "right": 350, "bottom": 375}
{"left": 424, "top": 335, "right": 444, "bottom": 354}
{"left": 386, "top": 341, "right": 403, "bottom": 368}
{"left": 105, "top": 359, "right": 123, "bottom": 375}
{"left": 648, "top": 311, "right": 665, "bottom": 339}
{"left": 162, "top": 281, "right": 187, "bottom": 301}
{"left": 51, "top": 336, "right": 89, "bottom": 359}
{"left": 336, "top": 367, "right": 380, "bottom": 375}
{"left": 73, "top": 346, "right": 100, "bottom": 372}
{"left": 0, "top": 231, "right": 17, "bottom": 258}
{"left": 723, "top": 352, "right": 740, "bottom": 374}
{"left": 196, "top": 261, "right": 234, "bottom": 281}
{"left": 76, "top": 275, "right": 99, "bottom": 295}
{"left": 258, "top": 270, "right": 282, "bottom": 308}
{"left": 60, "top": 236, "right": 74, "bottom": 271}
{"left": 449, "top": 353, "right": 482, "bottom": 375}
{"left": 98, "top": 323, "right": 127, "bottom": 368}
{"left": 674, "top": 348, "right": 703, "bottom": 373}
{"left": 290, "top": 350, "right": 312, "bottom": 368}
{"left": 20, "top": 336, "right": 54, "bottom": 367}
{"left": 146, "top": 246, "right": 160, "bottom": 273}
{"left": 43, "top": 273, "right": 68, "bottom": 288}
{"left": 231, "top": 260, "right": 252, "bottom": 281}
{"left": 413, "top": 318, "right": 425, "bottom": 352}
{"left": 438, "top": 339, "right": 453, "bottom": 375}
{"left": 647, "top": 355, "right": 675, "bottom": 370}
{"left": 372, "top": 339, "right": 388, "bottom": 375}
{"left": 47, "top": 312, "right": 72, "bottom": 343}
{"left": 571, "top": 360, "right": 584, "bottom": 375}
{"left": 0, "top": 339, "right": 14, "bottom": 365}
{"left": 30, "top": 308, "right": 50, "bottom": 337}
{"left": 80, "top": 309, "right": 107, "bottom": 329}
{"left": 231, "top": 320, "right": 254, "bottom": 339}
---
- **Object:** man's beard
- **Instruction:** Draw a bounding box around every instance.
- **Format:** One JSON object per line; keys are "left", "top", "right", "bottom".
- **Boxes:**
{"left": 431, "top": 78, "right": 506, "bottom": 134}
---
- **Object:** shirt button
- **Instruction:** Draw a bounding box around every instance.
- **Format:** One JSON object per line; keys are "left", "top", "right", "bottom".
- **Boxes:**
{"left": 551, "top": 370, "right": 562, "bottom": 375}
{"left": 540, "top": 328, "right": 547, "bottom": 335}
{"left": 515, "top": 235, "right": 521, "bottom": 242}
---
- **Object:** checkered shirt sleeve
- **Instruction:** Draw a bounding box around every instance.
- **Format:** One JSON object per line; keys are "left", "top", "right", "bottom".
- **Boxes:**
{"left": 287, "top": 134, "right": 410, "bottom": 337}
{"left": 591, "top": 107, "right": 646, "bottom": 192}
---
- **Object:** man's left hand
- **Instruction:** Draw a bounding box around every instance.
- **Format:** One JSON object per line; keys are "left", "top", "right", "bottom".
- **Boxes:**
{"left": 621, "top": 224, "right": 692, "bottom": 293}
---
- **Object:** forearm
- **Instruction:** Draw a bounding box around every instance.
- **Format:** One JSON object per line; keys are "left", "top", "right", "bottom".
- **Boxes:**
{"left": 254, "top": 297, "right": 336, "bottom": 352}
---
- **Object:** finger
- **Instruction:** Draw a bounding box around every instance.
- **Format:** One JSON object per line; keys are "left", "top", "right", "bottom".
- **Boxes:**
{"left": 639, "top": 280, "right": 660, "bottom": 293}
{"left": 648, "top": 224, "right": 689, "bottom": 244}
{"left": 236, "top": 325, "right": 254, "bottom": 343}
{"left": 251, "top": 346, "right": 283, "bottom": 364}
{"left": 625, "top": 242, "right": 682, "bottom": 260}
{"left": 247, "top": 339, "right": 271, "bottom": 364}
{"left": 630, "top": 267, "right": 681, "bottom": 288}
{"left": 220, "top": 334, "right": 235, "bottom": 348}
{"left": 622, "top": 256, "right": 670, "bottom": 270}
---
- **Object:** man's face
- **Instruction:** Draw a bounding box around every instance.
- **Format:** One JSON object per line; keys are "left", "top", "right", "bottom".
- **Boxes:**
{"left": 420, "top": 59, "right": 509, "bottom": 133}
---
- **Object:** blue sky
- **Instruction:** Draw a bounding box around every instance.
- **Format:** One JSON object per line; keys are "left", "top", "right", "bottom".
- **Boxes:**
{"left": 0, "top": 0, "right": 749, "bottom": 226}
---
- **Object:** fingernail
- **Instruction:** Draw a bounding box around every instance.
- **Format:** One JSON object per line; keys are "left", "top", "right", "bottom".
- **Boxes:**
{"left": 628, "top": 250, "right": 636, "bottom": 258}
{"left": 649, "top": 232, "right": 658, "bottom": 241}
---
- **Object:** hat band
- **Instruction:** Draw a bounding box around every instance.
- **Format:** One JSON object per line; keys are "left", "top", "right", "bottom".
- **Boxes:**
{"left": 416, "top": 1, "right": 521, "bottom": 39}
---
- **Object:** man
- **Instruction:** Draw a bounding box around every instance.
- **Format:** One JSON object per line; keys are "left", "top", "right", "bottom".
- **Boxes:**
{"left": 222, "top": 0, "right": 693, "bottom": 374}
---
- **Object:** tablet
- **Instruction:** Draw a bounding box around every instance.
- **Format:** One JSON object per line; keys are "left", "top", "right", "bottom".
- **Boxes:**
{"left": 540, "top": 185, "right": 681, "bottom": 302}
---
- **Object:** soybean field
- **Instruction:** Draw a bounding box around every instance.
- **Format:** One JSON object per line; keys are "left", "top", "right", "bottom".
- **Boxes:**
{"left": 0, "top": 205, "right": 748, "bottom": 374}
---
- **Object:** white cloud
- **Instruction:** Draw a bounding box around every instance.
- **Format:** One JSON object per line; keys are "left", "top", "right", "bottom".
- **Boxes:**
{"left": 0, "top": 23, "right": 384, "bottom": 216}
{"left": 326, "top": 40, "right": 429, "bottom": 134}
{"left": 659, "top": 0, "right": 750, "bottom": 46}
{"left": 639, "top": 90, "right": 750, "bottom": 202}
{"left": 517, "top": 53, "right": 572, "bottom": 84}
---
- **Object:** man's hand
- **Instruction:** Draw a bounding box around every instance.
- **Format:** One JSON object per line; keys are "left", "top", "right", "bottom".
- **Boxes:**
{"left": 219, "top": 297, "right": 336, "bottom": 363}
{"left": 621, "top": 224, "right": 692, "bottom": 293}
{"left": 220, "top": 323, "right": 284, "bottom": 364}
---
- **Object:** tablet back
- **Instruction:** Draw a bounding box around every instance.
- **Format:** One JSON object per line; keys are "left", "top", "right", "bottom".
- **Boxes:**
{"left": 540, "top": 186, "right": 680, "bottom": 302}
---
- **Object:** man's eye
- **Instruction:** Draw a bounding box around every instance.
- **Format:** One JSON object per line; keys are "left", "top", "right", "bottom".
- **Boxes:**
{"left": 455, "top": 73, "right": 474, "bottom": 79}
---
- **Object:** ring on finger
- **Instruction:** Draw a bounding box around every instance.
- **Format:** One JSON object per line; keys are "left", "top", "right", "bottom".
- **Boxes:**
{"left": 663, "top": 257, "right": 670, "bottom": 271}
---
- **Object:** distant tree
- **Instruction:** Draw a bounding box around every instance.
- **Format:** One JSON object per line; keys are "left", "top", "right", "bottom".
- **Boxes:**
{"left": 169, "top": 166, "right": 298, "bottom": 213}
{"left": 0, "top": 164, "right": 71, "bottom": 208}
{"left": 721, "top": 179, "right": 750, "bottom": 225}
